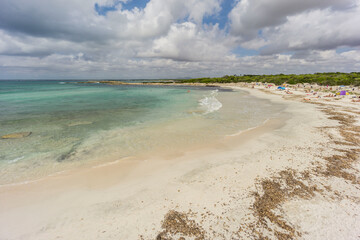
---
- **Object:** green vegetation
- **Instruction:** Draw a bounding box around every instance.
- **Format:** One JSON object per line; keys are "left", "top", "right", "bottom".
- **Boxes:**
{"left": 178, "top": 72, "right": 360, "bottom": 86}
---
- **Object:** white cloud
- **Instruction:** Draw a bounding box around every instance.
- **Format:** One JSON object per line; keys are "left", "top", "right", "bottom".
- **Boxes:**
{"left": 0, "top": 0, "right": 359, "bottom": 79}
{"left": 259, "top": 5, "right": 360, "bottom": 54}
{"left": 229, "top": 0, "right": 355, "bottom": 40}
{"left": 138, "top": 22, "right": 231, "bottom": 61}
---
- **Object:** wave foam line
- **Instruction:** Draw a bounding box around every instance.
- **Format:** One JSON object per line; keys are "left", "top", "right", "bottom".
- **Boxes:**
{"left": 0, "top": 156, "right": 135, "bottom": 188}
{"left": 7, "top": 156, "right": 25, "bottom": 163}
{"left": 91, "top": 156, "right": 133, "bottom": 169}
{"left": 226, "top": 118, "right": 270, "bottom": 137}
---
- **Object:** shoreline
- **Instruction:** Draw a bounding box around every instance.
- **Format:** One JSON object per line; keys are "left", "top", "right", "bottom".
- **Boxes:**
{"left": 0, "top": 87, "right": 275, "bottom": 187}
{"left": 1, "top": 85, "right": 359, "bottom": 239}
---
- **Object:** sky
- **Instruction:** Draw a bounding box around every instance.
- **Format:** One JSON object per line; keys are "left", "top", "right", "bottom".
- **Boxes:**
{"left": 0, "top": 0, "right": 359, "bottom": 79}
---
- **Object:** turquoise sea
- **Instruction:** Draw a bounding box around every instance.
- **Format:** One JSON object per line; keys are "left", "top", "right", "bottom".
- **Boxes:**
{"left": 0, "top": 80, "right": 284, "bottom": 185}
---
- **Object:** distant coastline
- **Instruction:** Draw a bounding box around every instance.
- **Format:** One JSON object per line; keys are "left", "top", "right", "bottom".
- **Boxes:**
{"left": 76, "top": 72, "right": 360, "bottom": 87}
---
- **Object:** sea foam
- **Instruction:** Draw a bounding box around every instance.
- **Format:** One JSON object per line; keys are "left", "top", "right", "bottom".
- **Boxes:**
{"left": 199, "top": 90, "right": 223, "bottom": 114}
{"left": 8, "top": 156, "right": 24, "bottom": 164}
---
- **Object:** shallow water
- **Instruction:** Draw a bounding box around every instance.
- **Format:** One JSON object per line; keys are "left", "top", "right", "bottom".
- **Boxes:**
{"left": 0, "top": 80, "right": 284, "bottom": 185}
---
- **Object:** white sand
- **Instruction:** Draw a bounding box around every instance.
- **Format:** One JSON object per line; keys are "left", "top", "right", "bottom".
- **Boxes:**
{"left": 0, "top": 85, "right": 359, "bottom": 240}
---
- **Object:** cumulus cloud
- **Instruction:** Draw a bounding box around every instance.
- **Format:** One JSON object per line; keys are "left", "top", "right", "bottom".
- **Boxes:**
{"left": 0, "top": 0, "right": 359, "bottom": 79}
{"left": 0, "top": 0, "right": 222, "bottom": 41}
{"left": 138, "top": 22, "right": 233, "bottom": 61}
{"left": 259, "top": 6, "right": 360, "bottom": 55}
{"left": 229, "top": 0, "right": 360, "bottom": 64}
{"left": 0, "top": 0, "right": 108, "bottom": 42}
{"left": 229, "top": 0, "right": 355, "bottom": 40}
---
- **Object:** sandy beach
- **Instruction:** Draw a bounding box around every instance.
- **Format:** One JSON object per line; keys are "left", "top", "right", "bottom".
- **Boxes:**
{"left": 1, "top": 84, "right": 359, "bottom": 240}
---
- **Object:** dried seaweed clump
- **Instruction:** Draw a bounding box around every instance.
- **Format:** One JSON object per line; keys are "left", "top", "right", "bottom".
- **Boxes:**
{"left": 251, "top": 170, "right": 316, "bottom": 239}
{"left": 156, "top": 210, "right": 205, "bottom": 240}
{"left": 323, "top": 149, "right": 359, "bottom": 184}
{"left": 321, "top": 109, "right": 360, "bottom": 184}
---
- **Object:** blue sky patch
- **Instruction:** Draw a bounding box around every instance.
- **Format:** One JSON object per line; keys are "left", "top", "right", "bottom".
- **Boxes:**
{"left": 95, "top": 0, "right": 234, "bottom": 28}
{"left": 94, "top": 0, "right": 150, "bottom": 16}
{"left": 336, "top": 46, "right": 354, "bottom": 54}
{"left": 203, "top": 0, "right": 235, "bottom": 29}
{"left": 121, "top": 0, "right": 149, "bottom": 11}
{"left": 94, "top": 2, "right": 119, "bottom": 16}
{"left": 232, "top": 46, "right": 259, "bottom": 57}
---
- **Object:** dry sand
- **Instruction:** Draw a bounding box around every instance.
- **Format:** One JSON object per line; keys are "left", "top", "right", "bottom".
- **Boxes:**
{"left": 0, "top": 84, "right": 359, "bottom": 240}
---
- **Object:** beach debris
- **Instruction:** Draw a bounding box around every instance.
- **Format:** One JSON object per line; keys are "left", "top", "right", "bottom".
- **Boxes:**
{"left": 320, "top": 108, "right": 360, "bottom": 184}
{"left": 250, "top": 169, "right": 316, "bottom": 239}
{"left": 156, "top": 210, "right": 205, "bottom": 240}
{"left": 1, "top": 132, "right": 32, "bottom": 139}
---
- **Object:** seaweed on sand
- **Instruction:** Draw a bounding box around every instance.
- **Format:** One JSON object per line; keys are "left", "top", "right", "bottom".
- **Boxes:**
{"left": 156, "top": 210, "right": 205, "bottom": 240}
{"left": 250, "top": 169, "right": 317, "bottom": 239}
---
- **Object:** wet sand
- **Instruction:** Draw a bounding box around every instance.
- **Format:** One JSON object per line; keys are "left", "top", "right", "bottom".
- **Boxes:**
{"left": 0, "top": 85, "right": 359, "bottom": 240}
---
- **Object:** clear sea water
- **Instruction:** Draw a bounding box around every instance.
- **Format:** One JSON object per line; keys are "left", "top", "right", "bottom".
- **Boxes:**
{"left": 0, "top": 80, "right": 284, "bottom": 185}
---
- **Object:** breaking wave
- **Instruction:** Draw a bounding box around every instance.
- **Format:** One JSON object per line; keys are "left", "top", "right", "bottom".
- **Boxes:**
{"left": 199, "top": 90, "right": 222, "bottom": 114}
